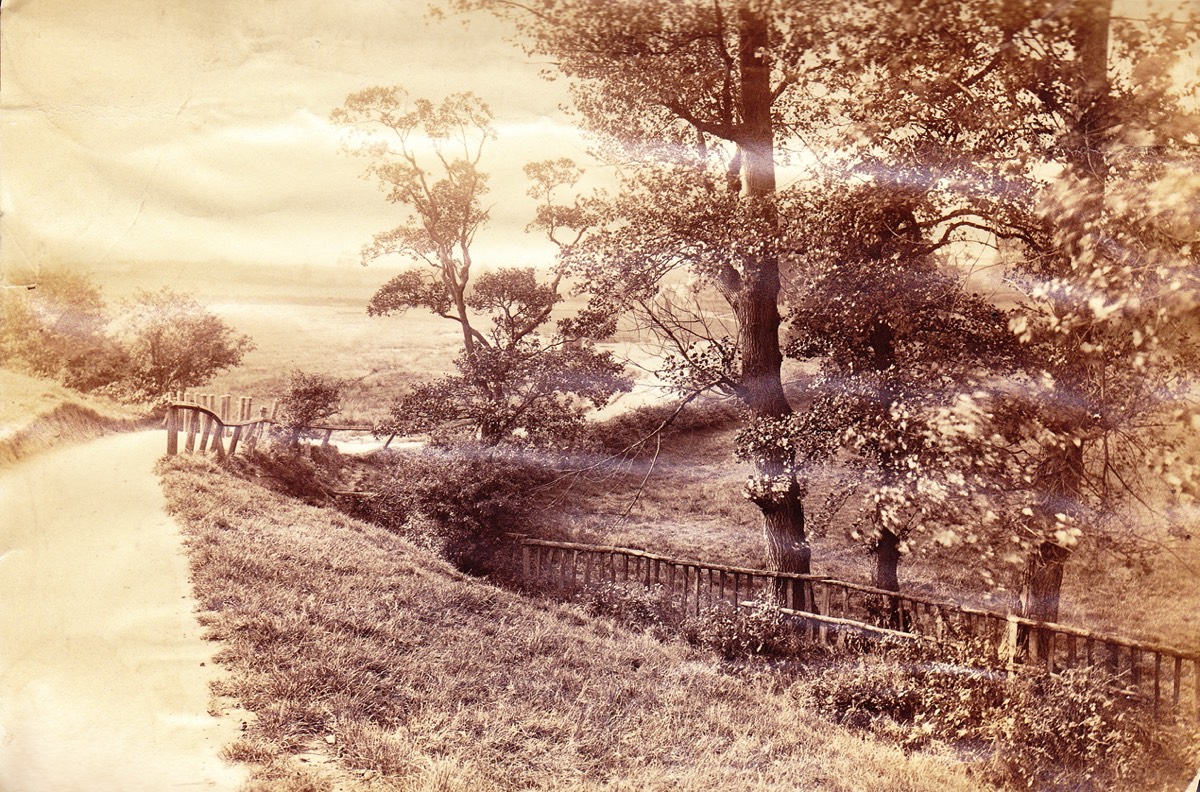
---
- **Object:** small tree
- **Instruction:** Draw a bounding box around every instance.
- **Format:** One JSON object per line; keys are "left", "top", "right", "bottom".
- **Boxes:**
{"left": 0, "top": 270, "right": 118, "bottom": 386}
{"left": 374, "top": 267, "right": 629, "bottom": 446}
{"left": 333, "top": 88, "right": 629, "bottom": 445}
{"left": 114, "top": 289, "right": 254, "bottom": 400}
{"left": 275, "top": 370, "right": 346, "bottom": 445}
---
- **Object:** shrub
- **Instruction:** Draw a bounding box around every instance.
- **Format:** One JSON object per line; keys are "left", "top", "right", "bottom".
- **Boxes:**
{"left": 574, "top": 581, "right": 677, "bottom": 634}
{"left": 796, "top": 638, "right": 1186, "bottom": 790}
{"left": 356, "top": 445, "right": 551, "bottom": 574}
{"left": 981, "top": 668, "right": 1180, "bottom": 790}
{"left": 681, "top": 596, "right": 801, "bottom": 660}
{"left": 274, "top": 370, "right": 347, "bottom": 445}
{"left": 801, "top": 638, "right": 1003, "bottom": 751}
{"left": 61, "top": 339, "right": 130, "bottom": 392}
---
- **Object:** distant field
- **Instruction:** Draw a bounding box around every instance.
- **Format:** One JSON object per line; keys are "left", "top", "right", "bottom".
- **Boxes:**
{"left": 202, "top": 298, "right": 463, "bottom": 423}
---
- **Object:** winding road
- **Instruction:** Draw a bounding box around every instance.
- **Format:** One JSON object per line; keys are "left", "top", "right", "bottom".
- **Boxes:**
{"left": 0, "top": 431, "right": 245, "bottom": 791}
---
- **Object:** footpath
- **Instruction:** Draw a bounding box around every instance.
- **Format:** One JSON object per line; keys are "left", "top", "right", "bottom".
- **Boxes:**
{"left": 0, "top": 431, "right": 245, "bottom": 792}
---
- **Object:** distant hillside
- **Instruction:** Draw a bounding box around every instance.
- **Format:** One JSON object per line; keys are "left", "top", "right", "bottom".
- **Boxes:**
{"left": 0, "top": 368, "right": 149, "bottom": 466}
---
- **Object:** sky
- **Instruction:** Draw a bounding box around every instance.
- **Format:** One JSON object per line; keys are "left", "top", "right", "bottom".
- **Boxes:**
{"left": 0, "top": 0, "right": 596, "bottom": 284}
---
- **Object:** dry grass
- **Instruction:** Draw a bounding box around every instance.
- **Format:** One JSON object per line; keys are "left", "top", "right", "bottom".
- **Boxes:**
{"left": 159, "top": 454, "right": 989, "bottom": 792}
{"left": 0, "top": 367, "right": 151, "bottom": 466}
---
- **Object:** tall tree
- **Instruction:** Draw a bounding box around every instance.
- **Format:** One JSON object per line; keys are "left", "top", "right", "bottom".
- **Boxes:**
{"left": 456, "top": 0, "right": 858, "bottom": 582}
{"left": 847, "top": 0, "right": 1200, "bottom": 622}
{"left": 995, "top": 1, "right": 1200, "bottom": 625}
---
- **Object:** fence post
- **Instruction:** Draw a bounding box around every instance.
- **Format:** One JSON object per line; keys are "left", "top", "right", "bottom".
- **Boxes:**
{"left": 184, "top": 409, "right": 197, "bottom": 453}
{"left": 166, "top": 406, "right": 179, "bottom": 455}
{"left": 521, "top": 543, "right": 530, "bottom": 581}
{"left": 1173, "top": 656, "right": 1182, "bottom": 711}
{"left": 229, "top": 424, "right": 243, "bottom": 456}
{"left": 1193, "top": 658, "right": 1199, "bottom": 722}
{"left": 212, "top": 420, "right": 227, "bottom": 459}
{"left": 1153, "top": 653, "right": 1162, "bottom": 716}
{"left": 220, "top": 395, "right": 232, "bottom": 423}
{"left": 198, "top": 404, "right": 212, "bottom": 452}
{"left": 1003, "top": 614, "right": 1019, "bottom": 671}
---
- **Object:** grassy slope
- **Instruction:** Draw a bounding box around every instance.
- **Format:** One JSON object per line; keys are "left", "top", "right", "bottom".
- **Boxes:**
{"left": 551, "top": 423, "right": 1200, "bottom": 651}
{"left": 160, "top": 455, "right": 988, "bottom": 792}
{"left": 0, "top": 368, "right": 149, "bottom": 467}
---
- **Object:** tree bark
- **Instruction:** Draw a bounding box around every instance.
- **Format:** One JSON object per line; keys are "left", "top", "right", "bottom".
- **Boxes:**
{"left": 873, "top": 527, "right": 906, "bottom": 630}
{"left": 874, "top": 528, "right": 901, "bottom": 592}
{"left": 734, "top": 3, "right": 810, "bottom": 583}
{"left": 1019, "top": 539, "right": 1070, "bottom": 624}
{"left": 1017, "top": 0, "right": 1110, "bottom": 633}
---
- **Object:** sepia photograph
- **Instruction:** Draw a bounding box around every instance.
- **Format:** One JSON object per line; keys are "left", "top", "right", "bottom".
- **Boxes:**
{"left": 2, "top": 0, "right": 1199, "bottom": 789}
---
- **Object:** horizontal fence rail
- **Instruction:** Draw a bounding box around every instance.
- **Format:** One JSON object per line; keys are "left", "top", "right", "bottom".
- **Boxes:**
{"left": 164, "top": 391, "right": 372, "bottom": 459}
{"left": 513, "top": 537, "right": 1200, "bottom": 721}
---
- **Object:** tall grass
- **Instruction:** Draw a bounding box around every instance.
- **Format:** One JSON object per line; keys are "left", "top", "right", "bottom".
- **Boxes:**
{"left": 159, "top": 455, "right": 988, "bottom": 792}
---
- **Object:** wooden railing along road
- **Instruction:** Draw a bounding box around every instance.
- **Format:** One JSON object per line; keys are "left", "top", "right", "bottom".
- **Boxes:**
{"left": 517, "top": 537, "right": 1200, "bottom": 721}
{"left": 163, "top": 391, "right": 373, "bottom": 459}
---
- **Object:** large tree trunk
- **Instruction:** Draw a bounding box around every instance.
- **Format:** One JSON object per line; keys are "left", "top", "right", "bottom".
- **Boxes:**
{"left": 874, "top": 528, "right": 900, "bottom": 592}
{"left": 1017, "top": 0, "right": 1110, "bottom": 646}
{"left": 874, "top": 527, "right": 905, "bottom": 630}
{"left": 1017, "top": 539, "right": 1071, "bottom": 663}
{"left": 734, "top": 3, "right": 810, "bottom": 587}
{"left": 1019, "top": 540, "right": 1070, "bottom": 624}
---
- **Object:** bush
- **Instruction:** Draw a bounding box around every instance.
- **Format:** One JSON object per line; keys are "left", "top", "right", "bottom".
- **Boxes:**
{"left": 801, "top": 639, "right": 1003, "bottom": 750}
{"left": 61, "top": 339, "right": 130, "bottom": 392}
{"left": 682, "top": 596, "right": 802, "bottom": 660}
{"left": 796, "top": 639, "right": 1187, "bottom": 790}
{"left": 574, "top": 581, "right": 677, "bottom": 634}
{"left": 356, "top": 445, "right": 551, "bottom": 574}
{"left": 274, "top": 370, "right": 347, "bottom": 444}
{"left": 981, "top": 668, "right": 1181, "bottom": 790}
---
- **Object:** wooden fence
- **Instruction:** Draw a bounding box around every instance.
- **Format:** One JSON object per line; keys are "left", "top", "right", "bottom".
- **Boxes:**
{"left": 516, "top": 537, "right": 1200, "bottom": 721}
{"left": 164, "top": 392, "right": 373, "bottom": 459}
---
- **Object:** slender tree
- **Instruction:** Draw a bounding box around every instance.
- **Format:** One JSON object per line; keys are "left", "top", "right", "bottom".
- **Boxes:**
{"left": 333, "top": 89, "right": 628, "bottom": 445}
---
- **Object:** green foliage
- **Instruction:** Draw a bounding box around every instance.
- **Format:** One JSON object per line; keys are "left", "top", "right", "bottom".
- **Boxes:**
{"left": 981, "top": 668, "right": 1171, "bottom": 791}
{"left": 0, "top": 271, "right": 118, "bottom": 386}
{"left": 113, "top": 288, "right": 255, "bottom": 400}
{"left": 682, "top": 596, "right": 801, "bottom": 660}
{"left": 274, "top": 370, "right": 346, "bottom": 443}
{"left": 800, "top": 639, "right": 1188, "bottom": 791}
{"left": 1, "top": 275, "right": 255, "bottom": 402}
{"left": 356, "top": 446, "right": 552, "bottom": 574}
{"left": 378, "top": 332, "right": 630, "bottom": 449}
{"left": 334, "top": 86, "right": 630, "bottom": 448}
{"left": 574, "top": 581, "right": 676, "bottom": 635}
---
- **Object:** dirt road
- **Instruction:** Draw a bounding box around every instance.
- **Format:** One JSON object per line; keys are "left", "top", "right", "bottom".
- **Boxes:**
{"left": 0, "top": 431, "right": 245, "bottom": 792}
